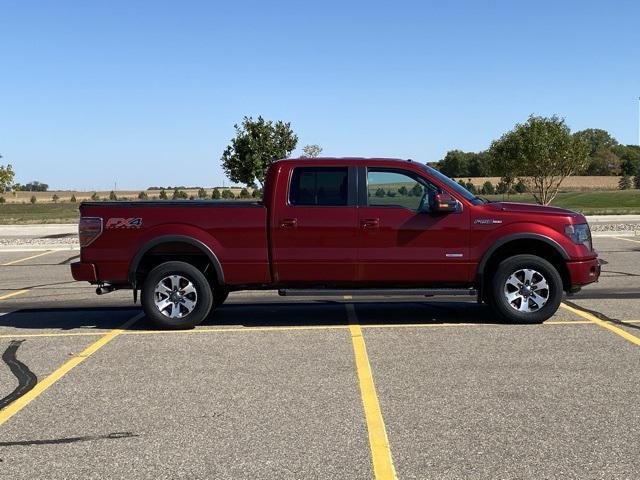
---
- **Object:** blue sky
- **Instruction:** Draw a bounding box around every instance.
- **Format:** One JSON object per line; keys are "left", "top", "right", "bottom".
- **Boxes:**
{"left": 1, "top": 0, "right": 639, "bottom": 190}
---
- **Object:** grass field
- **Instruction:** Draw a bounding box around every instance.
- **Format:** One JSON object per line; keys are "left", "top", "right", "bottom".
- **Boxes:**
{"left": 1, "top": 190, "right": 639, "bottom": 224}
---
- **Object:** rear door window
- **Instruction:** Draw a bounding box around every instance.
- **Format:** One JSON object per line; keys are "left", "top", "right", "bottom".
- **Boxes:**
{"left": 289, "top": 167, "right": 349, "bottom": 206}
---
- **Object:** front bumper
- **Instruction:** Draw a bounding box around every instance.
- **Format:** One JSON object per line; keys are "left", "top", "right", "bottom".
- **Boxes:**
{"left": 566, "top": 257, "right": 600, "bottom": 287}
{"left": 70, "top": 262, "right": 98, "bottom": 283}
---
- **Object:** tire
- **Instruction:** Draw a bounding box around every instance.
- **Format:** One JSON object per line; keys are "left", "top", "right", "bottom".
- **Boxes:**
{"left": 141, "top": 261, "right": 213, "bottom": 329}
{"left": 490, "top": 254, "right": 563, "bottom": 324}
{"left": 213, "top": 288, "right": 229, "bottom": 307}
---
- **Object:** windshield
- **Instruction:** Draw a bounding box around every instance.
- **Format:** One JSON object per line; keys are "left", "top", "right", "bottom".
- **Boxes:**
{"left": 419, "top": 164, "right": 485, "bottom": 205}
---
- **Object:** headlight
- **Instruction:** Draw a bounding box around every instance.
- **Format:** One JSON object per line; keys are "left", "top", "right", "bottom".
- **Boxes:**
{"left": 564, "top": 223, "right": 592, "bottom": 251}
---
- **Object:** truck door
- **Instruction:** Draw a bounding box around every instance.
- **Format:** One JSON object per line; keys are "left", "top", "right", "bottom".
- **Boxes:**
{"left": 356, "top": 167, "right": 470, "bottom": 284}
{"left": 270, "top": 165, "right": 359, "bottom": 284}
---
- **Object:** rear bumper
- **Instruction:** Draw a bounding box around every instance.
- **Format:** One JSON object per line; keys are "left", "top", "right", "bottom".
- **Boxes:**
{"left": 70, "top": 262, "right": 98, "bottom": 283}
{"left": 566, "top": 257, "right": 600, "bottom": 287}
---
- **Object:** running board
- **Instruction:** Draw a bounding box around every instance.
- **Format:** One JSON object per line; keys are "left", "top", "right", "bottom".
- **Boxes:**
{"left": 278, "top": 288, "right": 477, "bottom": 297}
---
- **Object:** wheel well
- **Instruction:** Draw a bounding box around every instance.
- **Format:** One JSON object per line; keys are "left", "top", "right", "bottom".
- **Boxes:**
{"left": 133, "top": 241, "right": 222, "bottom": 288}
{"left": 479, "top": 239, "right": 570, "bottom": 299}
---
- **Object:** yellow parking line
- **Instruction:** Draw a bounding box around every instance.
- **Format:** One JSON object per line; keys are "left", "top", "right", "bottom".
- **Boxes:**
{"left": 0, "top": 312, "right": 143, "bottom": 427}
{"left": 613, "top": 236, "right": 640, "bottom": 244}
{"left": 561, "top": 303, "right": 640, "bottom": 347}
{"left": 0, "top": 290, "right": 29, "bottom": 301}
{"left": 347, "top": 303, "right": 397, "bottom": 480}
{"left": 1, "top": 250, "right": 55, "bottom": 266}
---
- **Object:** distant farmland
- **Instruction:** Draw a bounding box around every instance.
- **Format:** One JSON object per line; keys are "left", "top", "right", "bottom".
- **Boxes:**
{"left": 0, "top": 187, "right": 251, "bottom": 204}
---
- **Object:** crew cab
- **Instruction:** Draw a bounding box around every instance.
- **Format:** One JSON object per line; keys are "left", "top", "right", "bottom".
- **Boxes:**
{"left": 71, "top": 158, "right": 600, "bottom": 328}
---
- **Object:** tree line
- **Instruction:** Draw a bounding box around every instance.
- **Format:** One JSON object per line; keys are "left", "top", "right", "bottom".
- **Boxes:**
{"left": 437, "top": 128, "right": 640, "bottom": 179}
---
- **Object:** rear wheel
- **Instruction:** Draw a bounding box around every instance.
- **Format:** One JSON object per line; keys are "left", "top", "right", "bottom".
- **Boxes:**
{"left": 490, "top": 254, "right": 563, "bottom": 324}
{"left": 142, "top": 261, "right": 213, "bottom": 329}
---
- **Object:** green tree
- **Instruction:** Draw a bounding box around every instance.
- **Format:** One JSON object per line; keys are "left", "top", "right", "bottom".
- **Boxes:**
{"left": 30, "top": 195, "right": 37, "bottom": 204}
{"left": 573, "top": 128, "right": 618, "bottom": 157}
{"left": 301, "top": 144, "right": 323, "bottom": 158}
{"left": 239, "top": 188, "right": 251, "bottom": 199}
{"left": 52, "top": 194, "right": 60, "bottom": 203}
{"left": 211, "top": 188, "right": 221, "bottom": 199}
{"left": 634, "top": 165, "right": 640, "bottom": 189}
{"left": 375, "top": 187, "right": 386, "bottom": 197}
{"left": 0, "top": 161, "right": 15, "bottom": 192}
{"left": 584, "top": 148, "right": 621, "bottom": 175}
{"left": 221, "top": 116, "right": 298, "bottom": 187}
{"left": 615, "top": 145, "right": 640, "bottom": 176}
{"left": 221, "top": 189, "right": 235, "bottom": 199}
{"left": 398, "top": 186, "right": 408, "bottom": 196}
{"left": 70, "top": 194, "right": 77, "bottom": 203}
{"left": 159, "top": 188, "right": 168, "bottom": 200}
{"left": 439, "top": 150, "right": 469, "bottom": 177}
{"left": 197, "top": 187, "right": 208, "bottom": 199}
{"left": 252, "top": 188, "right": 262, "bottom": 198}
{"left": 109, "top": 190, "right": 118, "bottom": 201}
{"left": 467, "top": 152, "right": 491, "bottom": 177}
{"left": 386, "top": 189, "right": 396, "bottom": 197}
{"left": 138, "top": 191, "right": 148, "bottom": 200}
{"left": 489, "top": 115, "right": 589, "bottom": 205}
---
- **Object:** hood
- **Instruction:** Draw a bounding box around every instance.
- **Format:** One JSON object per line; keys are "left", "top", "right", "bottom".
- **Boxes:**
{"left": 484, "top": 201, "right": 581, "bottom": 218}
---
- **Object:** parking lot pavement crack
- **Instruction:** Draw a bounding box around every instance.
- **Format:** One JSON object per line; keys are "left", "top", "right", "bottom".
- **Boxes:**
{"left": 0, "top": 431, "right": 138, "bottom": 447}
{"left": 0, "top": 340, "right": 38, "bottom": 410}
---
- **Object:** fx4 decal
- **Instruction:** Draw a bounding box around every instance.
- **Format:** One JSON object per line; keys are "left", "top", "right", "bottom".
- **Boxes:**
{"left": 106, "top": 217, "right": 143, "bottom": 229}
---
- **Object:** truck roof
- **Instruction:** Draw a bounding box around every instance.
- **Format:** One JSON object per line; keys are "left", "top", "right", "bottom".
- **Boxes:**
{"left": 275, "top": 157, "right": 416, "bottom": 165}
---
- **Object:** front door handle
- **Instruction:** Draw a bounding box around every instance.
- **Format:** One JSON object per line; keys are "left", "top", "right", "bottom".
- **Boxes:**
{"left": 361, "top": 218, "right": 380, "bottom": 229}
{"left": 280, "top": 218, "right": 298, "bottom": 229}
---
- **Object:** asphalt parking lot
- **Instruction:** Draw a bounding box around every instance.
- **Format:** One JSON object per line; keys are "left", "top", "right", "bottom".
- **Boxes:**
{"left": 0, "top": 237, "right": 639, "bottom": 479}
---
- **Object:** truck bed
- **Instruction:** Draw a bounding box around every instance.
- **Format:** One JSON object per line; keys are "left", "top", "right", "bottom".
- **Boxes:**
{"left": 78, "top": 201, "right": 271, "bottom": 285}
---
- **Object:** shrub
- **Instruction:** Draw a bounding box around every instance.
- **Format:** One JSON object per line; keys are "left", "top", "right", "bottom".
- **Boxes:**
{"left": 30, "top": 195, "right": 37, "bottom": 204}
{"left": 221, "top": 189, "right": 235, "bottom": 199}
{"left": 481, "top": 181, "right": 495, "bottom": 195}
{"left": 496, "top": 181, "right": 509, "bottom": 194}
{"left": 52, "top": 194, "right": 60, "bottom": 203}
{"left": 109, "top": 190, "right": 118, "bottom": 201}
{"left": 513, "top": 179, "right": 527, "bottom": 193}
{"left": 240, "top": 188, "right": 251, "bottom": 199}
{"left": 211, "top": 188, "right": 221, "bottom": 199}
{"left": 70, "top": 194, "right": 77, "bottom": 203}
{"left": 618, "top": 175, "right": 632, "bottom": 190}
{"left": 172, "top": 188, "right": 188, "bottom": 200}
{"left": 91, "top": 192, "right": 100, "bottom": 201}
{"left": 634, "top": 166, "right": 640, "bottom": 190}
{"left": 465, "top": 180, "right": 477, "bottom": 194}
{"left": 252, "top": 188, "right": 262, "bottom": 198}
{"left": 159, "top": 188, "right": 168, "bottom": 200}
{"left": 0, "top": 196, "right": 5, "bottom": 204}
{"left": 138, "top": 191, "right": 148, "bottom": 200}
{"left": 197, "top": 188, "right": 208, "bottom": 199}
{"left": 375, "top": 188, "right": 386, "bottom": 197}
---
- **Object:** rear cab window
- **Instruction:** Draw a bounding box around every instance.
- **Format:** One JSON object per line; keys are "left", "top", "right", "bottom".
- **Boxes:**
{"left": 289, "top": 167, "right": 349, "bottom": 206}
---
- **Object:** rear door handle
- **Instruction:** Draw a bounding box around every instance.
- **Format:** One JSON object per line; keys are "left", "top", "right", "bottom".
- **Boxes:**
{"left": 361, "top": 218, "right": 380, "bottom": 229}
{"left": 280, "top": 218, "right": 298, "bottom": 229}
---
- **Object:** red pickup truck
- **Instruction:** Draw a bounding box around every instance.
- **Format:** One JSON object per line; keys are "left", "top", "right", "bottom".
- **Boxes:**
{"left": 71, "top": 158, "right": 600, "bottom": 328}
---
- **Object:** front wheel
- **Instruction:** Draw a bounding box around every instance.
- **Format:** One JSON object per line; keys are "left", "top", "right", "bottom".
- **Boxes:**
{"left": 490, "top": 254, "right": 563, "bottom": 324}
{"left": 141, "top": 261, "right": 213, "bottom": 329}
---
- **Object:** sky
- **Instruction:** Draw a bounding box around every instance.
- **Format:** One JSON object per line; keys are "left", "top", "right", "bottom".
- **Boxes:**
{"left": 1, "top": 0, "right": 639, "bottom": 190}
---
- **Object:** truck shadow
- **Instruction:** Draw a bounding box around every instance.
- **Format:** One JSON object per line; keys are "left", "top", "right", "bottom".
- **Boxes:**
{"left": 0, "top": 300, "right": 501, "bottom": 331}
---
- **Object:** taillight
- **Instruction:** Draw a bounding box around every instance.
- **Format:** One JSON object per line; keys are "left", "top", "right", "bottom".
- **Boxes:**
{"left": 79, "top": 217, "right": 103, "bottom": 247}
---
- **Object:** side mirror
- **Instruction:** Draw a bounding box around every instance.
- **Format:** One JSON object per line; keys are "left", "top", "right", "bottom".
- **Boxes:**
{"left": 432, "top": 193, "right": 457, "bottom": 213}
